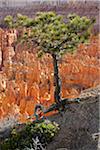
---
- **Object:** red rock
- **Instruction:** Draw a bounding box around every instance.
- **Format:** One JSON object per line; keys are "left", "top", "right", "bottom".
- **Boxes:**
{"left": 0, "top": 29, "right": 99, "bottom": 120}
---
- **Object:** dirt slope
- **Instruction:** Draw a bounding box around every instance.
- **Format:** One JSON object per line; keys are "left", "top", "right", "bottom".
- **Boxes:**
{"left": 47, "top": 86, "right": 99, "bottom": 150}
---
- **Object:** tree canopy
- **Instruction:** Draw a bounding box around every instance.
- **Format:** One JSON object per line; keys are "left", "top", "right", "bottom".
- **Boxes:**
{"left": 4, "top": 12, "right": 95, "bottom": 106}
{"left": 5, "top": 12, "right": 95, "bottom": 57}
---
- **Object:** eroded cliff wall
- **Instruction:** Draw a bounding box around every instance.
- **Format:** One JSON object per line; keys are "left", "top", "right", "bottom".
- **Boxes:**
{"left": 0, "top": 29, "right": 99, "bottom": 122}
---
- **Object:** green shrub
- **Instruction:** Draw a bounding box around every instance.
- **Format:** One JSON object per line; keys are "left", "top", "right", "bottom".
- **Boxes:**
{"left": 1, "top": 120, "right": 59, "bottom": 150}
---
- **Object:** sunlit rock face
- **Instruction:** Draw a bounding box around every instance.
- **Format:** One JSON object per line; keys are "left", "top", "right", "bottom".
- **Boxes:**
{"left": 0, "top": 29, "right": 99, "bottom": 122}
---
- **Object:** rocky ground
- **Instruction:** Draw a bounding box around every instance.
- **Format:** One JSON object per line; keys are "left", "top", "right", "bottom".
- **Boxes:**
{"left": 0, "top": 114, "right": 18, "bottom": 140}
{"left": 47, "top": 85, "right": 99, "bottom": 150}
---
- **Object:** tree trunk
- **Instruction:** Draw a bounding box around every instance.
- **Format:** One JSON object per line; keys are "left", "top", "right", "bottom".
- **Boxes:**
{"left": 52, "top": 54, "right": 61, "bottom": 104}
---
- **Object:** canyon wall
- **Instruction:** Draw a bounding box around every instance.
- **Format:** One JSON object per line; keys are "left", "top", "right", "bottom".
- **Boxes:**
{"left": 0, "top": 29, "right": 99, "bottom": 122}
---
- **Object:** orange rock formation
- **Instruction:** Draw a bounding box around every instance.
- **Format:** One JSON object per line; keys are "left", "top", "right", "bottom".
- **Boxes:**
{"left": 0, "top": 29, "right": 99, "bottom": 122}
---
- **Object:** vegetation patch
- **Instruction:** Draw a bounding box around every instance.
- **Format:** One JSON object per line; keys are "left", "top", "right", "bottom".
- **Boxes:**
{"left": 0, "top": 120, "right": 59, "bottom": 150}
